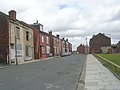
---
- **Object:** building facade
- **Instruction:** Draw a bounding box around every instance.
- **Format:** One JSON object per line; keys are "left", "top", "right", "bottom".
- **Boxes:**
{"left": 0, "top": 10, "right": 73, "bottom": 64}
{"left": 32, "top": 27, "right": 40, "bottom": 59}
{"left": 77, "top": 44, "right": 85, "bottom": 54}
{"left": 111, "top": 41, "right": 120, "bottom": 53}
{"left": 89, "top": 33, "right": 111, "bottom": 54}
{"left": 0, "top": 10, "right": 34, "bottom": 64}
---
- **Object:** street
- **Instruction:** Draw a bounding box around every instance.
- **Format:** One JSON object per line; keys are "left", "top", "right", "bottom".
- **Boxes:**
{"left": 0, "top": 54, "right": 86, "bottom": 90}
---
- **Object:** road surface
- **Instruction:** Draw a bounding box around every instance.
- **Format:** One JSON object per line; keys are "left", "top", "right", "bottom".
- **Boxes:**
{"left": 0, "top": 54, "right": 86, "bottom": 90}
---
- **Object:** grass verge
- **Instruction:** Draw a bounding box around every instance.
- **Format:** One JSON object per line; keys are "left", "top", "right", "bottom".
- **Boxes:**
{"left": 93, "top": 54, "right": 120, "bottom": 79}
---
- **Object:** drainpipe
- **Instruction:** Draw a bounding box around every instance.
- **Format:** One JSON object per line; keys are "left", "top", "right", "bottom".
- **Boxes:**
{"left": 14, "top": 25, "right": 18, "bottom": 65}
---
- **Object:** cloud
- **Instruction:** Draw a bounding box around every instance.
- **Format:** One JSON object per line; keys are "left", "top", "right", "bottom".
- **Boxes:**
{"left": 0, "top": 0, "right": 120, "bottom": 50}
{"left": 110, "top": 9, "right": 120, "bottom": 21}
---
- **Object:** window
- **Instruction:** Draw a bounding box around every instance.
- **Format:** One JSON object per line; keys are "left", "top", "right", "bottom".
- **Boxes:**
{"left": 26, "top": 31, "right": 29, "bottom": 41}
{"left": 11, "top": 44, "right": 14, "bottom": 49}
{"left": 46, "top": 46, "right": 50, "bottom": 54}
{"left": 16, "top": 27, "right": 20, "bottom": 39}
{"left": 26, "top": 46, "right": 29, "bottom": 56}
{"left": 26, "top": 46, "right": 31, "bottom": 56}
{"left": 46, "top": 36, "right": 49, "bottom": 44}
{"left": 40, "top": 25, "right": 43, "bottom": 31}
{"left": 42, "top": 46, "right": 45, "bottom": 54}
{"left": 42, "top": 35, "right": 44, "bottom": 43}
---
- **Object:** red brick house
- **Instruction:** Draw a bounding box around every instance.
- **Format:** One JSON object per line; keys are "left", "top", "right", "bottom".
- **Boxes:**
{"left": 65, "top": 39, "right": 72, "bottom": 55}
{"left": 39, "top": 32, "right": 47, "bottom": 58}
{"left": 68, "top": 42, "right": 72, "bottom": 54}
{"left": 32, "top": 27, "right": 40, "bottom": 59}
{"left": 44, "top": 32, "right": 50, "bottom": 57}
{"left": 89, "top": 33, "right": 111, "bottom": 53}
{"left": 31, "top": 21, "right": 51, "bottom": 59}
{"left": 49, "top": 31, "right": 61, "bottom": 56}
{"left": 0, "top": 11, "right": 9, "bottom": 64}
{"left": 77, "top": 44, "right": 85, "bottom": 54}
{"left": 61, "top": 38, "right": 66, "bottom": 55}
{"left": 65, "top": 39, "right": 69, "bottom": 54}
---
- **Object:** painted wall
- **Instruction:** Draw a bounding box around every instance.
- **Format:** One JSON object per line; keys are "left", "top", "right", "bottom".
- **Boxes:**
{"left": 9, "top": 20, "right": 34, "bottom": 64}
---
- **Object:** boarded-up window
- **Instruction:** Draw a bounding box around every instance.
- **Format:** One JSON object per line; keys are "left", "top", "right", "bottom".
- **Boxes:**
{"left": 16, "top": 27, "right": 20, "bottom": 39}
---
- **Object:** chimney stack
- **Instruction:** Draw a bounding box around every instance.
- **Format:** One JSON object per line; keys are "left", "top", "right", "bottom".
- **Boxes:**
{"left": 56, "top": 35, "right": 59, "bottom": 38}
{"left": 9, "top": 10, "right": 16, "bottom": 20}
{"left": 49, "top": 31, "right": 52, "bottom": 35}
{"left": 66, "top": 39, "right": 68, "bottom": 42}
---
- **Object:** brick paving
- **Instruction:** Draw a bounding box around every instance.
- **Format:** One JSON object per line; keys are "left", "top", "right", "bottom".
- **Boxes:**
{"left": 85, "top": 54, "right": 120, "bottom": 90}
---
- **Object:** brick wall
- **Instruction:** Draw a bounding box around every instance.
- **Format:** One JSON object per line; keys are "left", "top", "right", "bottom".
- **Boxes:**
{"left": 89, "top": 33, "right": 111, "bottom": 53}
{"left": 0, "top": 13, "right": 9, "bottom": 64}
{"left": 77, "top": 44, "right": 85, "bottom": 54}
{"left": 49, "top": 31, "right": 54, "bottom": 56}
{"left": 33, "top": 28, "right": 40, "bottom": 59}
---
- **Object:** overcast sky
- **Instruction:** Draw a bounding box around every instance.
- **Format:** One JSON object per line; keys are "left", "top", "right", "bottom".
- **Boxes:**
{"left": 0, "top": 0, "right": 120, "bottom": 50}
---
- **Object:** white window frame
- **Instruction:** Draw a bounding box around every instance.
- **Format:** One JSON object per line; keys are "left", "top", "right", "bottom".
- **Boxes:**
{"left": 46, "top": 36, "right": 49, "bottom": 44}
{"left": 42, "top": 35, "right": 44, "bottom": 43}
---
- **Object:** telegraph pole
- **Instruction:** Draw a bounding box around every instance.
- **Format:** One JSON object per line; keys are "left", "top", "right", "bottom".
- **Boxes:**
{"left": 86, "top": 37, "right": 88, "bottom": 54}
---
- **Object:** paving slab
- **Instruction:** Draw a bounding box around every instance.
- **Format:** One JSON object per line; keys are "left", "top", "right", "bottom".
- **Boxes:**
{"left": 85, "top": 54, "right": 120, "bottom": 90}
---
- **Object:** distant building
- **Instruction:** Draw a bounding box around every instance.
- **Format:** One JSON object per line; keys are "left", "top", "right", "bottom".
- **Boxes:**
{"left": 117, "top": 41, "right": 120, "bottom": 53}
{"left": 111, "top": 44, "right": 118, "bottom": 53}
{"left": 89, "top": 33, "right": 111, "bottom": 54}
{"left": 111, "top": 41, "right": 120, "bottom": 53}
{"left": 77, "top": 44, "right": 85, "bottom": 54}
{"left": 49, "top": 31, "right": 62, "bottom": 56}
{"left": 68, "top": 42, "right": 72, "bottom": 54}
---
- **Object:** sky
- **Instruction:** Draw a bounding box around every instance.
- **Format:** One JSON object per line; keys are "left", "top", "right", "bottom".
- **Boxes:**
{"left": 0, "top": 0, "right": 120, "bottom": 50}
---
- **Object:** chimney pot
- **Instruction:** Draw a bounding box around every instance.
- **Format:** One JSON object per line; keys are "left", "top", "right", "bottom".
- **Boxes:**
{"left": 66, "top": 39, "right": 68, "bottom": 42}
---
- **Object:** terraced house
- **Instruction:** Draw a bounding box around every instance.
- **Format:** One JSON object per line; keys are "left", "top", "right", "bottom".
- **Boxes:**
{"left": 0, "top": 10, "right": 34, "bottom": 64}
{"left": 0, "top": 10, "right": 72, "bottom": 64}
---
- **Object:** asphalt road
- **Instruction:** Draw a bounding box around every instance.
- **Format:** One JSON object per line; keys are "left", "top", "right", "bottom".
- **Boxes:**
{"left": 0, "top": 54, "right": 86, "bottom": 90}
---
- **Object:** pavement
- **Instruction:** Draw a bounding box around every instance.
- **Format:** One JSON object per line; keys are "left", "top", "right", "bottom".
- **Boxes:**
{"left": 85, "top": 54, "right": 120, "bottom": 90}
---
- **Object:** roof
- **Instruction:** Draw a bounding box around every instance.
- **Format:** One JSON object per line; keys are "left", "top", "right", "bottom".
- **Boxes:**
{"left": 91, "top": 33, "right": 110, "bottom": 40}
{"left": 0, "top": 11, "right": 34, "bottom": 30}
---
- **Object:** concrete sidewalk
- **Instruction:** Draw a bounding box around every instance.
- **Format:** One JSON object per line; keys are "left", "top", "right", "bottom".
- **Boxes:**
{"left": 85, "top": 54, "right": 120, "bottom": 90}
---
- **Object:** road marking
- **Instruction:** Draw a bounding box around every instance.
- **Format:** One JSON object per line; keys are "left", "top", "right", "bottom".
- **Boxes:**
{"left": 45, "top": 83, "right": 64, "bottom": 90}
